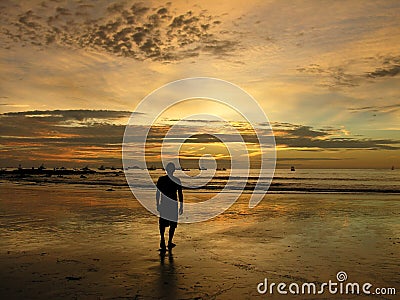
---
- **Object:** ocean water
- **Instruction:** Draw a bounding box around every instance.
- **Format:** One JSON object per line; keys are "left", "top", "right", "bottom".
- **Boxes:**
{"left": 97, "top": 168, "right": 400, "bottom": 193}
{"left": 4, "top": 168, "right": 398, "bottom": 194}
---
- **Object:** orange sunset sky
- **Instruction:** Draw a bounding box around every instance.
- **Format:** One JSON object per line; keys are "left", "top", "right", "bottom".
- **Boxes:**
{"left": 0, "top": 0, "right": 399, "bottom": 168}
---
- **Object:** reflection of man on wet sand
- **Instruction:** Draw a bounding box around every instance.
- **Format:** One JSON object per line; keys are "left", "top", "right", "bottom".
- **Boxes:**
{"left": 156, "top": 162, "right": 183, "bottom": 251}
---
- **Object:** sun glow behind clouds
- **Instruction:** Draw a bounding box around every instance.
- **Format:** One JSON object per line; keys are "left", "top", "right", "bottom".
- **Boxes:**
{"left": 136, "top": 98, "right": 265, "bottom": 169}
{"left": 153, "top": 98, "right": 248, "bottom": 124}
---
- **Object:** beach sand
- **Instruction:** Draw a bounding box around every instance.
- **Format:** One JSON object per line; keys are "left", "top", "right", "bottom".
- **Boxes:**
{"left": 0, "top": 182, "right": 399, "bottom": 299}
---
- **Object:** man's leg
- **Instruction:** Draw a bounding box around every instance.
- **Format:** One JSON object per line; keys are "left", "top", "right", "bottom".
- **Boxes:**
{"left": 159, "top": 218, "right": 166, "bottom": 249}
{"left": 168, "top": 223, "right": 177, "bottom": 249}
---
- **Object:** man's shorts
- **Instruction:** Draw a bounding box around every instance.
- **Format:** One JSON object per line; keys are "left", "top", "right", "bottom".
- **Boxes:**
{"left": 159, "top": 217, "right": 177, "bottom": 228}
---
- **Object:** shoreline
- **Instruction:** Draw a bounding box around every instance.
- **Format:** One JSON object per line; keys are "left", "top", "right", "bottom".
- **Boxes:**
{"left": 1, "top": 177, "right": 399, "bottom": 194}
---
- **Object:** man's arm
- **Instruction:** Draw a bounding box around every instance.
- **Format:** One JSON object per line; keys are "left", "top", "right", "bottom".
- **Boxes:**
{"left": 178, "top": 181, "right": 183, "bottom": 215}
{"left": 156, "top": 180, "right": 160, "bottom": 212}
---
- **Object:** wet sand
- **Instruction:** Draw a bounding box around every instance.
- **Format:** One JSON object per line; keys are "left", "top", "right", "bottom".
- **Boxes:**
{"left": 0, "top": 182, "right": 399, "bottom": 299}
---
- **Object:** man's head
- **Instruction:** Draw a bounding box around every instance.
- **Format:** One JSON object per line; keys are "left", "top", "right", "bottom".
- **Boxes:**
{"left": 166, "top": 162, "right": 175, "bottom": 175}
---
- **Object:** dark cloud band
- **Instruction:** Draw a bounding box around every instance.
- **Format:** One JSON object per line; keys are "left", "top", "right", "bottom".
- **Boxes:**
{"left": 0, "top": 109, "right": 398, "bottom": 167}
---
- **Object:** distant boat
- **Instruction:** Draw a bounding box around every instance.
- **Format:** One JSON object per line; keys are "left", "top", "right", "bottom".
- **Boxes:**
{"left": 111, "top": 166, "right": 116, "bottom": 170}
{"left": 199, "top": 167, "right": 207, "bottom": 170}
{"left": 98, "top": 165, "right": 106, "bottom": 170}
{"left": 291, "top": 166, "right": 295, "bottom": 172}
{"left": 81, "top": 166, "right": 91, "bottom": 171}
{"left": 38, "top": 163, "right": 46, "bottom": 170}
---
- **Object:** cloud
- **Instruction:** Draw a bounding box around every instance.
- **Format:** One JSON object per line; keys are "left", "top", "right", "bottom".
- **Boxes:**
{"left": 366, "top": 65, "right": 400, "bottom": 78}
{"left": 284, "top": 125, "right": 327, "bottom": 138}
{"left": 1, "top": 1, "right": 239, "bottom": 62}
{"left": 3, "top": 109, "right": 135, "bottom": 121}
{"left": 296, "top": 64, "right": 360, "bottom": 88}
{"left": 0, "top": 109, "right": 131, "bottom": 167}
{"left": 366, "top": 55, "right": 400, "bottom": 78}
{"left": 276, "top": 136, "right": 399, "bottom": 150}
{"left": 278, "top": 157, "right": 346, "bottom": 161}
{"left": 0, "top": 110, "right": 132, "bottom": 141}
{"left": 0, "top": 103, "right": 30, "bottom": 109}
{"left": 348, "top": 103, "right": 400, "bottom": 114}
{"left": 297, "top": 55, "right": 400, "bottom": 89}
{"left": 271, "top": 122, "right": 399, "bottom": 150}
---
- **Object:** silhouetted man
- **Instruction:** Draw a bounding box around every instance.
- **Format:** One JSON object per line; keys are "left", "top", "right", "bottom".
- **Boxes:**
{"left": 156, "top": 162, "right": 183, "bottom": 251}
